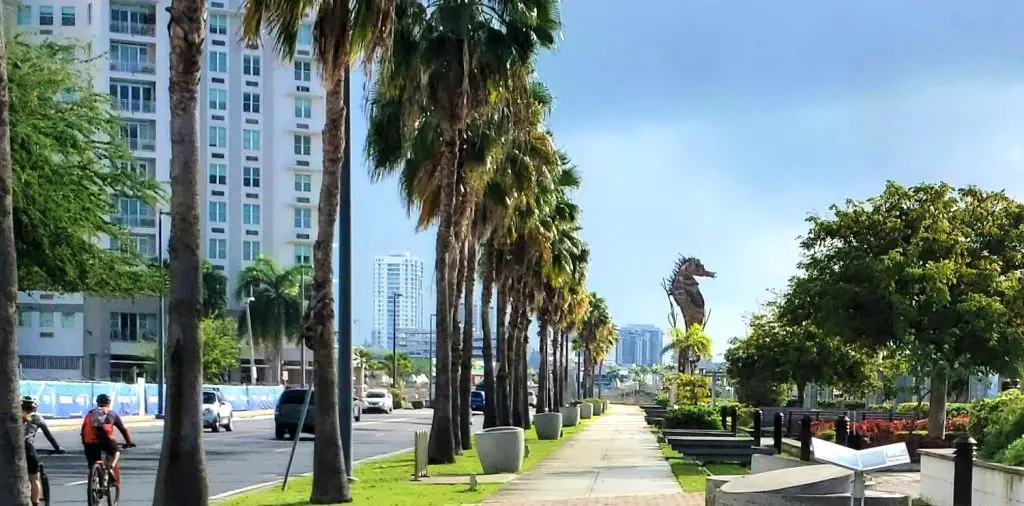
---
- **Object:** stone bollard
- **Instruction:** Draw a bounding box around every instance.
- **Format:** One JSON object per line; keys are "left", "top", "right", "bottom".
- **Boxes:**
{"left": 799, "top": 414, "right": 812, "bottom": 461}
{"left": 953, "top": 436, "right": 977, "bottom": 506}
{"left": 835, "top": 414, "right": 849, "bottom": 447}
{"left": 720, "top": 405, "right": 728, "bottom": 430}
{"left": 752, "top": 409, "right": 763, "bottom": 447}
{"left": 730, "top": 406, "right": 738, "bottom": 434}
{"left": 773, "top": 412, "right": 784, "bottom": 454}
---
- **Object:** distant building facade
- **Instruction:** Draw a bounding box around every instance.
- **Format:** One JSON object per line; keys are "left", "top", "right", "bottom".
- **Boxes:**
{"left": 372, "top": 252, "right": 425, "bottom": 349}
{"left": 615, "top": 324, "right": 664, "bottom": 366}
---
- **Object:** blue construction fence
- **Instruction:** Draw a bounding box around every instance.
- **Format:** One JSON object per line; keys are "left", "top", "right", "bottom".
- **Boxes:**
{"left": 19, "top": 380, "right": 284, "bottom": 419}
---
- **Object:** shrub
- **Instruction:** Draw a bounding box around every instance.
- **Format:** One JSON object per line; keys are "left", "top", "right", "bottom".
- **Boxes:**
{"left": 980, "top": 397, "right": 1024, "bottom": 459}
{"left": 391, "top": 388, "right": 404, "bottom": 407}
{"left": 664, "top": 405, "right": 722, "bottom": 430}
{"left": 654, "top": 394, "right": 670, "bottom": 408}
{"left": 819, "top": 429, "right": 836, "bottom": 442}
{"left": 996, "top": 436, "right": 1024, "bottom": 466}
{"left": 663, "top": 373, "right": 711, "bottom": 405}
{"left": 843, "top": 401, "right": 867, "bottom": 410}
{"left": 896, "top": 402, "right": 928, "bottom": 417}
{"left": 947, "top": 403, "right": 971, "bottom": 418}
{"left": 969, "top": 390, "right": 1024, "bottom": 446}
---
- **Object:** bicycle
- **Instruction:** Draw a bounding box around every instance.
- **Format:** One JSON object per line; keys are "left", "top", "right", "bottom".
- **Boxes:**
{"left": 87, "top": 443, "right": 131, "bottom": 506}
{"left": 37, "top": 448, "right": 63, "bottom": 506}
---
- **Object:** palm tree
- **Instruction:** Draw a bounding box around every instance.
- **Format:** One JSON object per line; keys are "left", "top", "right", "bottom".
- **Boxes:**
{"left": 366, "top": 0, "right": 561, "bottom": 461}
{"left": 234, "top": 256, "right": 305, "bottom": 385}
{"left": 201, "top": 260, "right": 228, "bottom": 317}
{"left": 662, "top": 323, "right": 712, "bottom": 374}
{"left": 0, "top": 7, "right": 28, "bottom": 504}
{"left": 579, "top": 293, "right": 617, "bottom": 398}
{"left": 153, "top": 1, "right": 208, "bottom": 504}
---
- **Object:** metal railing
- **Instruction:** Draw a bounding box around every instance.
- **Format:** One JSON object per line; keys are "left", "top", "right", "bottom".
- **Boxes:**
{"left": 109, "top": 20, "right": 156, "bottom": 37}
{"left": 124, "top": 137, "right": 156, "bottom": 151}
{"left": 109, "top": 60, "right": 156, "bottom": 74}
{"left": 114, "top": 99, "right": 155, "bottom": 113}
{"left": 111, "top": 215, "right": 157, "bottom": 228}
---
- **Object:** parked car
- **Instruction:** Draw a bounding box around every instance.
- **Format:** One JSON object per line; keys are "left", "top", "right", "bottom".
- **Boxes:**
{"left": 202, "top": 389, "right": 234, "bottom": 433}
{"left": 470, "top": 391, "right": 485, "bottom": 412}
{"left": 362, "top": 389, "right": 394, "bottom": 414}
{"left": 528, "top": 390, "right": 537, "bottom": 407}
{"left": 274, "top": 388, "right": 363, "bottom": 440}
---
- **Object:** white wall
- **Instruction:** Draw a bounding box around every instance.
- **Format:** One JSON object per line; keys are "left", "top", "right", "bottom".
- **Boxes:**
{"left": 920, "top": 449, "right": 1024, "bottom": 506}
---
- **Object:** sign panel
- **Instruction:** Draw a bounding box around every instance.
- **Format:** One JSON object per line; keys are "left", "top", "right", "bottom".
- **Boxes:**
{"left": 811, "top": 438, "right": 910, "bottom": 472}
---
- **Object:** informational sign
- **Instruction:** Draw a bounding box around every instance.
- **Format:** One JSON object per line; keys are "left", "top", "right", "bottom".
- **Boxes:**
{"left": 811, "top": 438, "right": 911, "bottom": 472}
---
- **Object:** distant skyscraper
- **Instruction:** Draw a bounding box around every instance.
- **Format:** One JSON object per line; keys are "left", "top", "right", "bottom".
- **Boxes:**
{"left": 372, "top": 252, "right": 425, "bottom": 349}
{"left": 615, "top": 324, "right": 664, "bottom": 366}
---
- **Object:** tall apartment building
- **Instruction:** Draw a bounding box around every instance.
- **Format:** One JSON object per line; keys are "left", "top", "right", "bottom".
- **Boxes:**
{"left": 615, "top": 324, "right": 664, "bottom": 366}
{"left": 12, "top": 0, "right": 326, "bottom": 383}
{"left": 372, "top": 253, "right": 424, "bottom": 350}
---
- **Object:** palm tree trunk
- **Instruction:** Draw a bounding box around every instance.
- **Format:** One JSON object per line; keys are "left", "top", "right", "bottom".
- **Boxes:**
{"left": 495, "top": 264, "right": 511, "bottom": 426}
{"left": 0, "top": 15, "right": 28, "bottom": 506}
{"left": 305, "top": 74, "right": 351, "bottom": 502}
{"left": 448, "top": 238, "right": 464, "bottom": 454}
{"left": 536, "top": 310, "right": 548, "bottom": 414}
{"left": 480, "top": 248, "right": 498, "bottom": 428}
{"left": 508, "top": 294, "right": 523, "bottom": 427}
{"left": 518, "top": 306, "right": 532, "bottom": 430}
{"left": 460, "top": 239, "right": 476, "bottom": 449}
{"left": 427, "top": 138, "right": 458, "bottom": 464}
{"left": 550, "top": 326, "right": 559, "bottom": 410}
{"left": 154, "top": 3, "right": 208, "bottom": 504}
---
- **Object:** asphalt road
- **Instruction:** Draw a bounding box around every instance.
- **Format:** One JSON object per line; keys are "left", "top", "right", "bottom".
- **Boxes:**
{"left": 39, "top": 409, "right": 471, "bottom": 505}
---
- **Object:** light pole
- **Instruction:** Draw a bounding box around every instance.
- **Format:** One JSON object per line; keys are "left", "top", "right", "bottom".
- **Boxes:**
{"left": 338, "top": 64, "right": 355, "bottom": 478}
{"left": 244, "top": 296, "right": 257, "bottom": 383}
{"left": 391, "top": 292, "right": 403, "bottom": 388}
{"left": 155, "top": 210, "right": 170, "bottom": 419}
{"left": 429, "top": 313, "right": 436, "bottom": 401}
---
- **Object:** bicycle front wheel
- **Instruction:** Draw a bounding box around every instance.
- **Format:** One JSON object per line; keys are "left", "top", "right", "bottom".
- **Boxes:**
{"left": 86, "top": 463, "right": 104, "bottom": 506}
{"left": 40, "top": 470, "right": 50, "bottom": 506}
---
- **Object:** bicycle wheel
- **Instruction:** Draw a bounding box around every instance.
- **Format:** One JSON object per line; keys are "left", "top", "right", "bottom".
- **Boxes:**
{"left": 87, "top": 463, "right": 104, "bottom": 506}
{"left": 106, "top": 466, "right": 120, "bottom": 506}
{"left": 40, "top": 468, "right": 50, "bottom": 506}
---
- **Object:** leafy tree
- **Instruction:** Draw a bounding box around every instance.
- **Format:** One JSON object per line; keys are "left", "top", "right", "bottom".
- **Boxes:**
{"left": 201, "top": 318, "right": 242, "bottom": 383}
{"left": 790, "top": 182, "right": 1024, "bottom": 437}
{"left": 382, "top": 352, "right": 414, "bottom": 386}
{"left": 663, "top": 373, "right": 711, "bottom": 405}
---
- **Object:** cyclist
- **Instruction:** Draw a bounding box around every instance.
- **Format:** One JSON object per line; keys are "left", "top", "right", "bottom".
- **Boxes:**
{"left": 80, "top": 394, "right": 135, "bottom": 486}
{"left": 22, "top": 396, "right": 63, "bottom": 506}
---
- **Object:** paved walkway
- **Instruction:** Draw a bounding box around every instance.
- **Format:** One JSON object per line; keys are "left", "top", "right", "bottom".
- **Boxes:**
{"left": 486, "top": 404, "right": 702, "bottom": 505}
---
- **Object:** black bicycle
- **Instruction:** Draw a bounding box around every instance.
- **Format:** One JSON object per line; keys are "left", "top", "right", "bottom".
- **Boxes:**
{"left": 87, "top": 444, "right": 131, "bottom": 506}
{"left": 37, "top": 449, "right": 56, "bottom": 506}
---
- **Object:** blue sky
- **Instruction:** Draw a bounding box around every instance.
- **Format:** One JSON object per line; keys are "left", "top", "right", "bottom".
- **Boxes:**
{"left": 347, "top": 1, "right": 1024, "bottom": 355}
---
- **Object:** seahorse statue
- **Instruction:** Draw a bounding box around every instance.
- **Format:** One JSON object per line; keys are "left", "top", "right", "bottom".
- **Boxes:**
{"left": 665, "top": 256, "right": 716, "bottom": 332}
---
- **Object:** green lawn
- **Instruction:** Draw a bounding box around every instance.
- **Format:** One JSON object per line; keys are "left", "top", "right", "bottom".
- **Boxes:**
{"left": 217, "top": 418, "right": 592, "bottom": 506}
{"left": 659, "top": 443, "right": 749, "bottom": 492}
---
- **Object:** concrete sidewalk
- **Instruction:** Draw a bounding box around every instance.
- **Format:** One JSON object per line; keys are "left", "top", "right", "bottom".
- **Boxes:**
{"left": 486, "top": 404, "right": 701, "bottom": 505}
{"left": 45, "top": 409, "right": 274, "bottom": 431}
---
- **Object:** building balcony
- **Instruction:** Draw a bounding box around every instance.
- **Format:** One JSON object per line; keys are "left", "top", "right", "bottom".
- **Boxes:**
{"left": 110, "top": 20, "right": 156, "bottom": 37}
{"left": 124, "top": 137, "right": 156, "bottom": 151}
{"left": 114, "top": 99, "right": 155, "bottom": 114}
{"left": 111, "top": 214, "right": 157, "bottom": 228}
{"left": 109, "top": 60, "right": 156, "bottom": 75}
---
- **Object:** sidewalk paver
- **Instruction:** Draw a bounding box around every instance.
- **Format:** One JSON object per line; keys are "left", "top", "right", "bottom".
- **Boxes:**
{"left": 486, "top": 404, "right": 702, "bottom": 505}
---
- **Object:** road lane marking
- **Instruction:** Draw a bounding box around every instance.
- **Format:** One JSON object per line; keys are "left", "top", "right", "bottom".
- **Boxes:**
{"left": 209, "top": 446, "right": 414, "bottom": 500}
{"left": 66, "top": 480, "right": 88, "bottom": 486}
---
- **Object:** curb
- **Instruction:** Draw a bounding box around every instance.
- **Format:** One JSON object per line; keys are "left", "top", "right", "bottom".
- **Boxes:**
{"left": 210, "top": 447, "right": 414, "bottom": 501}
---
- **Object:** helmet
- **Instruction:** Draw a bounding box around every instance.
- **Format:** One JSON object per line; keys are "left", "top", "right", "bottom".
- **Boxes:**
{"left": 96, "top": 394, "right": 111, "bottom": 407}
{"left": 20, "top": 396, "right": 37, "bottom": 411}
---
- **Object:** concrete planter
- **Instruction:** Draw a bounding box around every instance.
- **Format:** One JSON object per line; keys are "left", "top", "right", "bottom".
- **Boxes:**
{"left": 592, "top": 401, "right": 604, "bottom": 416}
{"left": 475, "top": 426, "right": 525, "bottom": 474}
{"left": 603, "top": 400, "right": 609, "bottom": 412}
{"left": 580, "top": 403, "right": 593, "bottom": 419}
{"left": 534, "top": 412, "right": 563, "bottom": 440}
{"left": 559, "top": 406, "right": 580, "bottom": 427}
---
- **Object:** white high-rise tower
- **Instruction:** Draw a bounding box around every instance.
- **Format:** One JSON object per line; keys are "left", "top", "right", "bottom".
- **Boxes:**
{"left": 372, "top": 252, "right": 424, "bottom": 349}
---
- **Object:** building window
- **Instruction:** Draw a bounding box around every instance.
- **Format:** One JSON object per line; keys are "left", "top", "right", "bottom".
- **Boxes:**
{"left": 110, "top": 312, "right": 157, "bottom": 341}
{"left": 293, "top": 208, "right": 312, "bottom": 229}
{"left": 208, "top": 201, "right": 227, "bottom": 223}
{"left": 208, "top": 238, "right": 227, "bottom": 260}
{"left": 242, "top": 92, "right": 260, "bottom": 113}
{"left": 61, "top": 312, "right": 76, "bottom": 328}
{"left": 243, "top": 240, "right": 260, "bottom": 261}
{"left": 39, "top": 312, "right": 54, "bottom": 329}
{"left": 112, "top": 196, "right": 154, "bottom": 227}
{"left": 208, "top": 126, "right": 226, "bottom": 147}
{"left": 17, "top": 5, "right": 31, "bottom": 25}
{"left": 208, "top": 51, "right": 227, "bottom": 72}
{"left": 39, "top": 6, "right": 53, "bottom": 26}
{"left": 121, "top": 120, "right": 156, "bottom": 150}
{"left": 293, "top": 134, "right": 311, "bottom": 155}
{"left": 208, "top": 87, "right": 227, "bottom": 110}
{"left": 243, "top": 54, "right": 261, "bottom": 76}
{"left": 61, "top": 6, "right": 75, "bottom": 26}
{"left": 242, "top": 129, "right": 260, "bottom": 150}
{"left": 295, "top": 97, "right": 312, "bottom": 119}
{"left": 208, "top": 163, "right": 227, "bottom": 185}
{"left": 294, "top": 244, "right": 312, "bottom": 265}
{"left": 298, "top": 23, "right": 313, "bottom": 45}
{"left": 243, "top": 166, "right": 260, "bottom": 188}
{"left": 209, "top": 14, "right": 227, "bottom": 35}
{"left": 243, "top": 203, "right": 261, "bottom": 225}
{"left": 111, "top": 234, "right": 157, "bottom": 258}
{"left": 17, "top": 310, "right": 30, "bottom": 327}
{"left": 110, "top": 81, "right": 156, "bottom": 113}
{"left": 294, "top": 174, "right": 312, "bottom": 192}
{"left": 294, "top": 60, "right": 311, "bottom": 82}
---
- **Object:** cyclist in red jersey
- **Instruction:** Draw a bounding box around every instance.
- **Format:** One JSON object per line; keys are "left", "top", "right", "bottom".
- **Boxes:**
{"left": 80, "top": 394, "right": 135, "bottom": 484}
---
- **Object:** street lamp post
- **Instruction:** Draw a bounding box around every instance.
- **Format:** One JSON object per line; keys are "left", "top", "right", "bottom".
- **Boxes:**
{"left": 429, "top": 313, "right": 436, "bottom": 401}
{"left": 155, "top": 210, "right": 171, "bottom": 419}
{"left": 391, "top": 292, "right": 403, "bottom": 388}
{"left": 244, "top": 296, "right": 257, "bottom": 383}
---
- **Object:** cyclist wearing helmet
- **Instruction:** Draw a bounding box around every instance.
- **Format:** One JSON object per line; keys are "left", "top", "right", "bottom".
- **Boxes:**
{"left": 81, "top": 394, "right": 134, "bottom": 484}
{"left": 22, "top": 396, "right": 63, "bottom": 506}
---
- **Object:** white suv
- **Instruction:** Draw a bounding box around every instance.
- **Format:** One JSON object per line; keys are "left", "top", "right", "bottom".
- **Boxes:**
{"left": 202, "top": 389, "right": 234, "bottom": 432}
{"left": 362, "top": 389, "right": 394, "bottom": 414}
